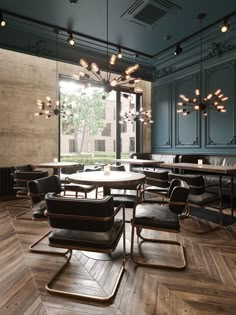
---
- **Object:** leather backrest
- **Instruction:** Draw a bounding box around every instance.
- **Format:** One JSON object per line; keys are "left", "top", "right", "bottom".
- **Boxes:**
{"left": 14, "top": 171, "right": 48, "bottom": 188}
{"left": 14, "top": 164, "right": 33, "bottom": 172}
{"left": 168, "top": 173, "right": 205, "bottom": 195}
{"left": 60, "top": 164, "right": 84, "bottom": 174}
{"left": 222, "top": 156, "right": 236, "bottom": 166}
{"left": 45, "top": 194, "right": 115, "bottom": 232}
{"left": 206, "top": 155, "right": 225, "bottom": 166}
{"left": 169, "top": 181, "right": 189, "bottom": 214}
{"left": 144, "top": 170, "right": 169, "bottom": 188}
{"left": 130, "top": 152, "right": 152, "bottom": 160}
{"left": 27, "top": 175, "right": 62, "bottom": 204}
{"left": 110, "top": 165, "right": 126, "bottom": 172}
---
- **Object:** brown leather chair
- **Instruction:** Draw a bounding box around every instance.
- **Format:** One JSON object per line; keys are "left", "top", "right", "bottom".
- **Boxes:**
{"left": 44, "top": 193, "right": 126, "bottom": 303}
{"left": 130, "top": 179, "right": 189, "bottom": 270}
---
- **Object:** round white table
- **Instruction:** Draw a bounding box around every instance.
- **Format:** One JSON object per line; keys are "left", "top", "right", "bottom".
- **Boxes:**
{"left": 68, "top": 170, "right": 145, "bottom": 195}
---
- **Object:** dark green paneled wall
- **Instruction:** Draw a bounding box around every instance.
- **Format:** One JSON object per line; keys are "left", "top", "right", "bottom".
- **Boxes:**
{"left": 152, "top": 54, "right": 236, "bottom": 154}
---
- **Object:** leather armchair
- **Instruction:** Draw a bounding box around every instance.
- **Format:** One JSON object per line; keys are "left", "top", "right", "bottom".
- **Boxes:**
{"left": 44, "top": 193, "right": 126, "bottom": 303}
{"left": 130, "top": 179, "right": 189, "bottom": 269}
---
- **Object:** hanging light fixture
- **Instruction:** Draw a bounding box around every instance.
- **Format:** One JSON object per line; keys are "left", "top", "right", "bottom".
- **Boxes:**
{"left": 119, "top": 93, "right": 153, "bottom": 125}
{"left": 34, "top": 30, "right": 73, "bottom": 119}
{"left": 177, "top": 13, "right": 228, "bottom": 117}
{"left": 119, "top": 108, "right": 153, "bottom": 125}
{"left": 76, "top": 0, "right": 142, "bottom": 98}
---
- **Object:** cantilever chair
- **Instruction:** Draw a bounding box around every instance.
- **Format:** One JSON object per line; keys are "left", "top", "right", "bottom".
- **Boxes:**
{"left": 110, "top": 164, "right": 143, "bottom": 209}
{"left": 142, "top": 170, "right": 170, "bottom": 201}
{"left": 60, "top": 164, "right": 98, "bottom": 198}
{"left": 27, "top": 175, "right": 69, "bottom": 255}
{"left": 44, "top": 193, "right": 126, "bottom": 303}
{"left": 168, "top": 173, "right": 223, "bottom": 233}
{"left": 12, "top": 167, "right": 49, "bottom": 218}
{"left": 130, "top": 179, "right": 189, "bottom": 270}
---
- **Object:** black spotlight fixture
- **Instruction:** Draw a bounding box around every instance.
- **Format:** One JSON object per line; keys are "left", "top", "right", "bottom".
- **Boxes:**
{"left": 67, "top": 32, "right": 75, "bottom": 46}
{"left": 0, "top": 13, "right": 6, "bottom": 27}
{"left": 221, "top": 19, "right": 230, "bottom": 33}
{"left": 174, "top": 43, "right": 183, "bottom": 56}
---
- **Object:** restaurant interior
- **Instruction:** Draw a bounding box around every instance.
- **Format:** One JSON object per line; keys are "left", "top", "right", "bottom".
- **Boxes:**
{"left": 0, "top": 1, "right": 236, "bottom": 314}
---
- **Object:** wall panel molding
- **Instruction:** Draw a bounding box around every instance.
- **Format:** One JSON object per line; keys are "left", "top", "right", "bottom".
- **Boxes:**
{"left": 152, "top": 83, "right": 172, "bottom": 149}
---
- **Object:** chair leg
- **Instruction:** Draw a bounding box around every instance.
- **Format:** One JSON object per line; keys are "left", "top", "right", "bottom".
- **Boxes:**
{"left": 45, "top": 249, "right": 125, "bottom": 303}
{"left": 29, "top": 231, "right": 70, "bottom": 255}
{"left": 130, "top": 225, "right": 187, "bottom": 270}
{"left": 180, "top": 204, "right": 223, "bottom": 234}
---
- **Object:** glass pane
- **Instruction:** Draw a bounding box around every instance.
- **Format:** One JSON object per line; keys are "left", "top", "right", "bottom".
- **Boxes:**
{"left": 60, "top": 79, "right": 117, "bottom": 166}
{"left": 120, "top": 93, "right": 137, "bottom": 157}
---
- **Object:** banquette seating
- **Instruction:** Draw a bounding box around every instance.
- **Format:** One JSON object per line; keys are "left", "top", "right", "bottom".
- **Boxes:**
{"left": 129, "top": 152, "right": 178, "bottom": 173}
{"left": 177, "top": 154, "right": 236, "bottom": 210}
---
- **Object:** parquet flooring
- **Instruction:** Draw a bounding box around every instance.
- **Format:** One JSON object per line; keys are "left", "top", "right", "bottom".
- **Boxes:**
{"left": 1, "top": 198, "right": 236, "bottom": 315}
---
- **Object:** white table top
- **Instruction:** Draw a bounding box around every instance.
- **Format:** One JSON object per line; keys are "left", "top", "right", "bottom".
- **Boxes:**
{"left": 113, "top": 159, "right": 164, "bottom": 165}
{"left": 68, "top": 171, "right": 145, "bottom": 187}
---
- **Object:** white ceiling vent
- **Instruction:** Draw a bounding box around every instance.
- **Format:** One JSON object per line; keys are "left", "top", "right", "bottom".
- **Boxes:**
{"left": 121, "top": 0, "right": 182, "bottom": 29}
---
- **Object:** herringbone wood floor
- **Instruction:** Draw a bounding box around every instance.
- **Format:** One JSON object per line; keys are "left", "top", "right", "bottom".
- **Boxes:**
{"left": 1, "top": 197, "right": 236, "bottom": 315}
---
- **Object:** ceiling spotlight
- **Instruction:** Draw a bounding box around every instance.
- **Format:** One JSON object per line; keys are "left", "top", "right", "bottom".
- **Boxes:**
{"left": 67, "top": 32, "right": 75, "bottom": 46}
{"left": 117, "top": 48, "right": 122, "bottom": 59}
{"left": 221, "top": 19, "right": 230, "bottom": 33}
{"left": 174, "top": 43, "right": 183, "bottom": 56}
{"left": 0, "top": 13, "right": 6, "bottom": 27}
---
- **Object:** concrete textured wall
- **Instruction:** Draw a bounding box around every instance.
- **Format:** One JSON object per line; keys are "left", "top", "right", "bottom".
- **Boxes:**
{"left": 0, "top": 48, "right": 151, "bottom": 167}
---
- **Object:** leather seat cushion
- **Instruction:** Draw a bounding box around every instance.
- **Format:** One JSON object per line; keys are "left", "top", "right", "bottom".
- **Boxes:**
{"left": 48, "top": 219, "right": 123, "bottom": 249}
{"left": 188, "top": 192, "right": 220, "bottom": 206}
{"left": 112, "top": 194, "right": 137, "bottom": 208}
{"left": 133, "top": 203, "right": 180, "bottom": 230}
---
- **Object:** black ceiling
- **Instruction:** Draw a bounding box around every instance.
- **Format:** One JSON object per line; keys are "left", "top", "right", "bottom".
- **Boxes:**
{"left": 0, "top": 0, "right": 236, "bottom": 81}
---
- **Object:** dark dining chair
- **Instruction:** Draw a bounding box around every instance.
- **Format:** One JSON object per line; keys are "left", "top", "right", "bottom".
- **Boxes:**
{"left": 130, "top": 179, "right": 189, "bottom": 269}
{"left": 168, "top": 173, "right": 223, "bottom": 233}
{"left": 110, "top": 164, "right": 143, "bottom": 209}
{"left": 27, "top": 175, "right": 69, "bottom": 255}
{"left": 142, "top": 169, "right": 170, "bottom": 201}
{"left": 12, "top": 167, "right": 49, "bottom": 218}
{"left": 44, "top": 193, "right": 126, "bottom": 303}
{"left": 60, "top": 164, "right": 98, "bottom": 198}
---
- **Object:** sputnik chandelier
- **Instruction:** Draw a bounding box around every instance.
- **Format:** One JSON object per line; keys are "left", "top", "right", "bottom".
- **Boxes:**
{"left": 75, "top": 0, "right": 143, "bottom": 99}
{"left": 177, "top": 13, "right": 228, "bottom": 117}
{"left": 119, "top": 108, "right": 153, "bottom": 124}
{"left": 34, "top": 30, "right": 73, "bottom": 119}
{"left": 34, "top": 97, "right": 73, "bottom": 119}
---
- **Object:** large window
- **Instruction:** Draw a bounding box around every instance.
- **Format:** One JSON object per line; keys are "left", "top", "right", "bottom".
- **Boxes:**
{"left": 59, "top": 77, "right": 141, "bottom": 164}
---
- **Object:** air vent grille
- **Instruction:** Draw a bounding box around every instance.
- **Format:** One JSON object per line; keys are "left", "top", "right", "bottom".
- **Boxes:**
{"left": 121, "top": 0, "right": 182, "bottom": 29}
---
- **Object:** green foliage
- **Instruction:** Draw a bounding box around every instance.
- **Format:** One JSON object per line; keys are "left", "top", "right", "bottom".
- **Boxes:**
{"left": 61, "top": 152, "right": 130, "bottom": 165}
{"left": 61, "top": 87, "right": 106, "bottom": 136}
